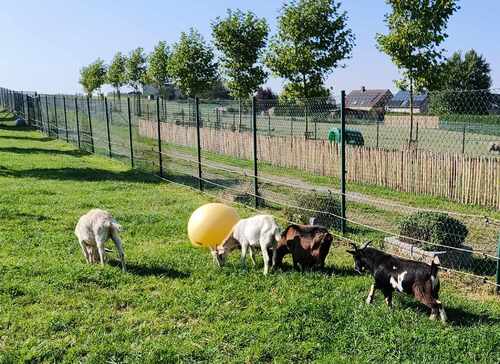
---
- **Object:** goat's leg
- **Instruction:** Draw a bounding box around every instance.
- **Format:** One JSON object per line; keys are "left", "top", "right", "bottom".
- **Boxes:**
{"left": 111, "top": 231, "right": 126, "bottom": 272}
{"left": 96, "top": 238, "right": 107, "bottom": 266}
{"left": 261, "top": 245, "right": 270, "bottom": 275}
{"left": 366, "top": 283, "right": 376, "bottom": 304}
{"left": 248, "top": 246, "right": 256, "bottom": 266}
{"left": 383, "top": 288, "right": 393, "bottom": 308}
{"left": 240, "top": 243, "right": 248, "bottom": 270}
{"left": 78, "top": 239, "right": 91, "bottom": 263}
{"left": 414, "top": 284, "right": 446, "bottom": 322}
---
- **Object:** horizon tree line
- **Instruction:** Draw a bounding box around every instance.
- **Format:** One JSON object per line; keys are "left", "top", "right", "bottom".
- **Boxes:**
{"left": 79, "top": 0, "right": 492, "bottom": 112}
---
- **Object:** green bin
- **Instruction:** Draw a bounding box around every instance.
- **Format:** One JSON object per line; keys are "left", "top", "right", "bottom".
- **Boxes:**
{"left": 328, "top": 128, "right": 364, "bottom": 146}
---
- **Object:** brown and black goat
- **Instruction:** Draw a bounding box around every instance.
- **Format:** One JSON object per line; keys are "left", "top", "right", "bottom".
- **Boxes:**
{"left": 347, "top": 241, "right": 447, "bottom": 322}
{"left": 273, "top": 224, "right": 333, "bottom": 270}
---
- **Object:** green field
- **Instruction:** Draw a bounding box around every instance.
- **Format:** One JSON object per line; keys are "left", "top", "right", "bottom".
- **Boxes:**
{"left": 1, "top": 112, "right": 499, "bottom": 363}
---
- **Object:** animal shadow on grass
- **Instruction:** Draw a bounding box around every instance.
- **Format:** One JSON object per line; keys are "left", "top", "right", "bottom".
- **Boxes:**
{"left": 399, "top": 296, "right": 500, "bottom": 327}
{"left": 274, "top": 262, "right": 357, "bottom": 277}
{"left": 109, "top": 260, "right": 190, "bottom": 279}
{"left": 0, "top": 135, "right": 53, "bottom": 142}
{"left": 0, "top": 147, "right": 85, "bottom": 157}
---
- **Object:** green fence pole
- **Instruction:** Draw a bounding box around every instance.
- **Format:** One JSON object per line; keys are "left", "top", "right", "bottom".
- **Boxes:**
{"left": 127, "top": 97, "right": 134, "bottom": 168}
{"left": 252, "top": 96, "right": 260, "bottom": 208}
{"left": 75, "top": 97, "right": 81, "bottom": 149}
{"left": 53, "top": 96, "right": 59, "bottom": 138}
{"left": 340, "top": 90, "right": 347, "bottom": 234}
{"left": 195, "top": 97, "right": 203, "bottom": 191}
{"left": 105, "top": 97, "right": 112, "bottom": 158}
{"left": 156, "top": 97, "right": 163, "bottom": 177}
{"left": 45, "top": 95, "right": 50, "bottom": 136}
{"left": 62, "top": 96, "right": 69, "bottom": 142}
{"left": 86, "top": 97, "right": 94, "bottom": 153}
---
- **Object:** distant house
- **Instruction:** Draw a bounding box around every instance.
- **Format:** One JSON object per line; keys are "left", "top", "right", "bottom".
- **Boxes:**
{"left": 345, "top": 87, "right": 393, "bottom": 112}
{"left": 386, "top": 90, "right": 429, "bottom": 114}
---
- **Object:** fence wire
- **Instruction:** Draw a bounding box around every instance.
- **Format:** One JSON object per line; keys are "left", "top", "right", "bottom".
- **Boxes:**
{"left": 1, "top": 87, "right": 499, "bottom": 292}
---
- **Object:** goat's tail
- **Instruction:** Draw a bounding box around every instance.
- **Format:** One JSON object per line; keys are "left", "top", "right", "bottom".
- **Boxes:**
{"left": 430, "top": 256, "right": 440, "bottom": 278}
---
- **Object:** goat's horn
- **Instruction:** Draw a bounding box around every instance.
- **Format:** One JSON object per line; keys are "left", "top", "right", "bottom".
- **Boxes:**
{"left": 360, "top": 240, "right": 372, "bottom": 250}
{"left": 349, "top": 242, "right": 358, "bottom": 250}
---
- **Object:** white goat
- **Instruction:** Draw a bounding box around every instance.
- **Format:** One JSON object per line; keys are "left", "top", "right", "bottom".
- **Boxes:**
{"left": 74, "top": 209, "right": 126, "bottom": 271}
{"left": 212, "top": 214, "right": 281, "bottom": 275}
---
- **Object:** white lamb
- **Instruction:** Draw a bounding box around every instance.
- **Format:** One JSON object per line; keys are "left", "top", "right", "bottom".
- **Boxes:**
{"left": 212, "top": 214, "right": 281, "bottom": 275}
{"left": 74, "top": 209, "right": 126, "bottom": 271}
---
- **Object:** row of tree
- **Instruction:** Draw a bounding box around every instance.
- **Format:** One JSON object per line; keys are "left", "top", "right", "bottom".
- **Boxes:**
{"left": 79, "top": 0, "right": 355, "bottom": 101}
{"left": 80, "top": 0, "right": 492, "bottom": 105}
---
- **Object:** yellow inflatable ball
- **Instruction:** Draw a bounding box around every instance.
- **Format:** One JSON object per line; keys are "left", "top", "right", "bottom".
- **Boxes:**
{"left": 187, "top": 203, "right": 239, "bottom": 249}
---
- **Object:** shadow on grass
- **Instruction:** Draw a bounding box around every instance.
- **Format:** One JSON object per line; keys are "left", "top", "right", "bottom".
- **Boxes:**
{"left": 0, "top": 147, "right": 85, "bottom": 157}
{"left": 0, "top": 124, "right": 36, "bottom": 131}
{"left": 0, "top": 135, "right": 53, "bottom": 142}
{"left": 109, "top": 260, "right": 190, "bottom": 278}
{"left": 399, "top": 296, "right": 500, "bottom": 327}
{"left": 273, "top": 262, "right": 357, "bottom": 277}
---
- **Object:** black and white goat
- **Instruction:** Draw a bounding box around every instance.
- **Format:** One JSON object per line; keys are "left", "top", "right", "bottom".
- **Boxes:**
{"left": 347, "top": 241, "right": 446, "bottom": 322}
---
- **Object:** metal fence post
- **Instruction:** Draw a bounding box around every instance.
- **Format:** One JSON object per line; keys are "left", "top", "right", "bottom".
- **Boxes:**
{"left": 53, "top": 96, "right": 59, "bottom": 138}
{"left": 75, "top": 97, "right": 81, "bottom": 149}
{"left": 195, "top": 97, "right": 203, "bottom": 191}
{"left": 340, "top": 90, "right": 347, "bottom": 234}
{"left": 62, "top": 96, "right": 69, "bottom": 142}
{"left": 496, "top": 232, "right": 500, "bottom": 294}
{"left": 157, "top": 97, "right": 163, "bottom": 177}
{"left": 127, "top": 97, "right": 134, "bottom": 167}
{"left": 105, "top": 97, "right": 112, "bottom": 158}
{"left": 252, "top": 96, "right": 260, "bottom": 208}
{"left": 45, "top": 95, "right": 50, "bottom": 136}
{"left": 86, "top": 97, "right": 95, "bottom": 153}
{"left": 376, "top": 120, "right": 380, "bottom": 148}
{"left": 304, "top": 102, "right": 309, "bottom": 138}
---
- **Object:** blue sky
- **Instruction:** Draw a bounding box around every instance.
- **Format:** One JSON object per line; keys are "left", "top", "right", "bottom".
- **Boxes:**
{"left": 1, "top": 0, "right": 498, "bottom": 95}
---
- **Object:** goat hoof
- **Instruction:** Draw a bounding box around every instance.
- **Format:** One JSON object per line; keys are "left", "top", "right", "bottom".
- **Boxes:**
{"left": 365, "top": 298, "right": 373, "bottom": 305}
{"left": 429, "top": 314, "right": 437, "bottom": 321}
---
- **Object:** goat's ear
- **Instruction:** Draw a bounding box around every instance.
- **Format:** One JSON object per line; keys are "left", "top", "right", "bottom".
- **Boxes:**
{"left": 346, "top": 249, "right": 356, "bottom": 255}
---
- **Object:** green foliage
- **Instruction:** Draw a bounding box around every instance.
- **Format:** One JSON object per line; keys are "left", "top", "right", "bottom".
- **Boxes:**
{"left": 376, "top": 0, "right": 459, "bottom": 91}
{"left": 126, "top": 47, "right": 147, "bottom": 92}
{"left": 265, "top": 0, "right": 354, "bottom": 100}
{"left": 107, "top": 52, "right": 127, "bottom": 95}
{"left": 168, "top": 28, "right": 218, "bottom": 97}
{"left": 398, "top": 212, "right": 468, "bottom": 251}
{"left": 279, "top": 80, "right": 330, "bottom": 101}
{"left": 147, "top": 41, "right": 171, "bottom": 96}
{"left": 429, "top": 50, "right": 493, "bottom": 115}
{"left": 442, "top": 50, "right": 492, "bottom": 91}
{"left": 79, "top": 59, "right": 107, "bottom": 96}
{"left": 212, "top": 9, "right": 269, "bottom": 99}
{"left": 284, "top": 191, "right": 342, "bottom": 230}
{"left": 198, "top": 80, "right": 231, "bottom": 100}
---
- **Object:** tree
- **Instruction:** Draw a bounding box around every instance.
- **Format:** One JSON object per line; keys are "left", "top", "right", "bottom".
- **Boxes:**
{"left": 212, "top": 9, "right": 269, "bottom": 127}
{"left": 212, "top": 10, "right": 268, "bottom": 98}
{"left": 147, "top": 41, "right": 171, "bottom": 97}
{"left": 107, "top": 52, "right": 127, "bottom": 101}
{"left": 199, "top": 80, "right": 232, "bottom": 100}
{"left": 376, "top": 0, "right": 459, "bottom": 141}
{"left": 79, "top": 59, "right": 107, "bottom": 96}
{"left": 168, "top": 29, "right": 218, "bottom": 97}
{"left": 126, "top": 47, "right": 147, "bottom": 93}
{"left": 255, "top": 87, "right": 277, "bottom": 101}
{"left": 265, "top": 0, "right": 355, "bottom": 100}
{"left": 430, "top": 50, "right": 492, "bottom": 114}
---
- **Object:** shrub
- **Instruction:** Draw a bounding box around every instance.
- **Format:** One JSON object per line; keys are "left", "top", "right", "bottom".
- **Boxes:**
{"left": 283, "top": 191, "right": 341, "bottom": 230}
{"left": 398, "top": 212, "right": 468, "bottom": 251}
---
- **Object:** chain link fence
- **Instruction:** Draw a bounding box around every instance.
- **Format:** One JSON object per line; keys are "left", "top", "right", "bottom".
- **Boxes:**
{"left": 1, "top": 86, "right": 499, "bottom": 293}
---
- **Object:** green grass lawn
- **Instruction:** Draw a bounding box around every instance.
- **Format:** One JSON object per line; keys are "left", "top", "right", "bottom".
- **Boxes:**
{"left": 0, "top": 116, "right": 499, "bottom": 363}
